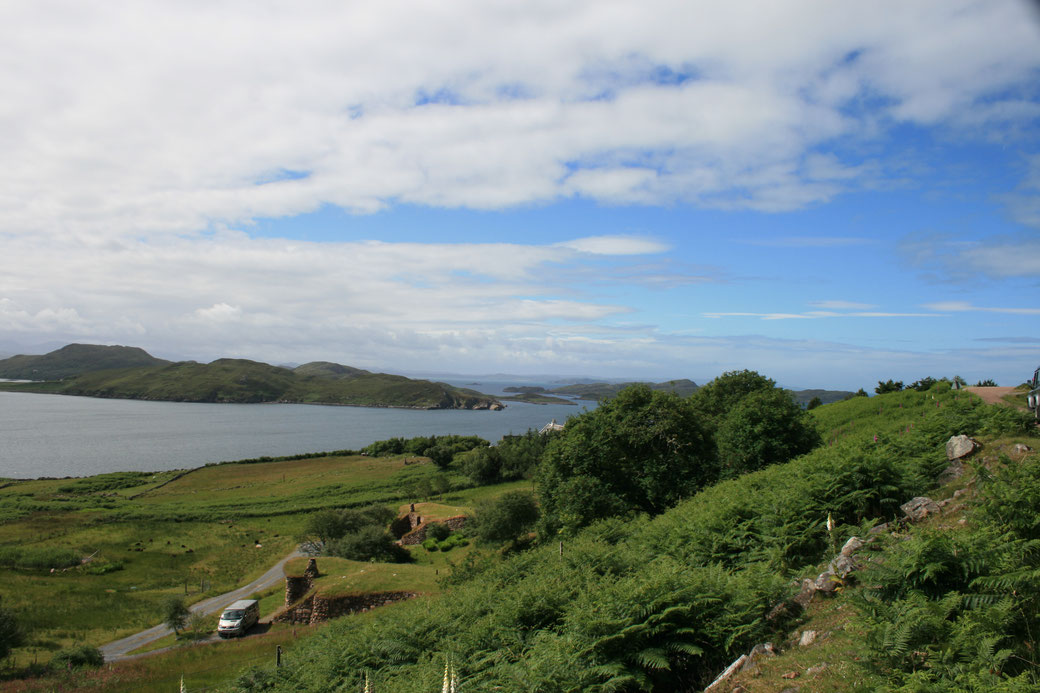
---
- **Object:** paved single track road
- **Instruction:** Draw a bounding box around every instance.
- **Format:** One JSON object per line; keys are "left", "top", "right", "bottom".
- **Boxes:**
{"left": 99, "top": 547, "right": 302, "bottom": 662}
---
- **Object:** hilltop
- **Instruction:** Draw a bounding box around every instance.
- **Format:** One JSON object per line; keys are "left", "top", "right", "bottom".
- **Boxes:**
{"left": 0, "top": 344, "right": 502, "bottom": 410}
{"left": 0, "top": 343, "right": 169, "bottom": 380}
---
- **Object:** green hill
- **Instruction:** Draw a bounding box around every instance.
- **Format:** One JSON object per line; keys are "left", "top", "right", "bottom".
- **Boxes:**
{"left": 0, "top": 345, "right": 502, "bottom": 409}
{"left": 550, "top": 378, "right": 700, "bottom": 399}
{"left": 0, "top": 343, "right": 169, "bottom": 380}
{"left": 236, "top": 384, "right": 1038, "bottom": 691}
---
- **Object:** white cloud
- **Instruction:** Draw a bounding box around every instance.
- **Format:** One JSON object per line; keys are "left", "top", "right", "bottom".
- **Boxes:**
{"left": 924, "top": 301, "right": 1040, "bottom": 315}
{"left": 809, "top": 300, "right": 877, "bottom": 310}
{"left": 555, "top": 235, "right": 669, "bottom": 255}
{"left": 0, "top": 1, "right": 1037, "bottom": 239}
{"left": 705, "top": 309, "right": 940, "bottom": 320}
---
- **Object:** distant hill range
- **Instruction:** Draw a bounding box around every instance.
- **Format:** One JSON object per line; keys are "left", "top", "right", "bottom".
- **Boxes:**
{"left": 547, "top": 379, "right": 701, "bottom": 400}
{"left": 787, "top": 389, "right": 856, "bottom": 407}
{"left": 507, "top": 379, "right": 852, "bottom": 407}
{"left": 0, "top": 344, "right": 503, "bottom": 410}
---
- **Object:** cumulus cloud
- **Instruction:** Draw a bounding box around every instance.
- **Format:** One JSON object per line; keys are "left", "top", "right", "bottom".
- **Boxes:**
{"left": 1, "top": 1, "right": 1037, "bottom": 239}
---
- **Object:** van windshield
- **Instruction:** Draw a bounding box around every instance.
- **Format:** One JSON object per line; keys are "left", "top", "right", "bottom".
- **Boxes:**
{"left": 222, "top": 610, "right": 244, "bottom": 620}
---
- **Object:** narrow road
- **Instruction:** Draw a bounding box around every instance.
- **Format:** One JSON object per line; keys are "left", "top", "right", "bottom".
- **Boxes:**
{"left": 99, "top": 548, "right": 302, "bottom": 662}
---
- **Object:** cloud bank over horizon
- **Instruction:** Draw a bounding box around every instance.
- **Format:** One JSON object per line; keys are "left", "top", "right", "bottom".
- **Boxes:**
{"left": 1, "top": 1, "right": 1038, "bottom": 388}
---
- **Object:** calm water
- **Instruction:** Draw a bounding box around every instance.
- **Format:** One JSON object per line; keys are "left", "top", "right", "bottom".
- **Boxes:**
{"left": 0, "top": 391, "right": 589, "bottom": 479}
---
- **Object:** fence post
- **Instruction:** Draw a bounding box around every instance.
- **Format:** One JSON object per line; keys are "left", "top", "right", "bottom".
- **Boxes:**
{"left": 276, "top": 645, "right": 282, "bottom": 668}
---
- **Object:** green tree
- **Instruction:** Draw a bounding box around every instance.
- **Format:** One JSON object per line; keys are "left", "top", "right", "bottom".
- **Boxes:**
{"left": 162, "top": 596, "right": 190, "bottom": 635}
{"left": 806, "top": 396, "right": 823, "bottom": 410}
{"left": 459, "top": 446, "right": 502, "bottom": 485}
{"left": 536, "top": 385, "right": 716, "bottom": 536}
{"left": 693, "top": 370, "right": 776, "bottom": 421}
{"left": 473, "top": 491, "right": 540, "bottom": 545}
{"left": 715, "top": 389, "right": 822, "bottom": 478}
{"left": 423, "top": 444, "right": 454, "bottom": 469}
{"left": 875, "top": 379, "right": 904, "bottom": 394}
{"left": 0, "top": 597, "right": 25, "bottom": 660}
{"left": 327, "top": 525, "right": 411, "bottom": 563}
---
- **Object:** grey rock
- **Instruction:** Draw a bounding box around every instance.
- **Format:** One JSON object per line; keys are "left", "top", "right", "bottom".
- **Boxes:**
{"left": 866, "top": 522, "right": 890, "bottom": 537}
{"left": 938, "top": 460, "right": 965, "bottom": 484}
{"left": 946, "top": 435, "right": 976, "bottom": 460}
{"left": 1013, "top": 443, "right": 1032, "bottom": 454}
{"left": 806, "top": 663, "right": 829, "bottom": 676}
{"left": 901, "top": 496, "right": 940, "bottom": 522}
{"left": 840, "top": 536, "right": 864, "bottom": 556}
{"left": 749, "top": 642, "right": 776, "bottom": 658}
{"left": 704, "top": 655, "right": 747, "bottom": 692}
{"left": 830, "top": 554, "right": 857, "bottom": 578}
{"left": 799, "top": 630, "right": 817, "bottom": 646}
{"left": 814, "top": 571, "right": 840, "bottom": 593}
{"left": 794, "top": 578, "right": 817, "bottom": 607}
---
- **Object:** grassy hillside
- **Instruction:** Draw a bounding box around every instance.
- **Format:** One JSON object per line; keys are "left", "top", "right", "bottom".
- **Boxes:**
{"left": 228, "top": 386, "right": 1037, "bottom": 692}
{"left": 0, "top": 451, "right": 525, "bottom": 675}
{"left": 0, "top": 346, "right": 502, "bottom": 409}
{"left": 0, "top": 343, "right": 169, "bottom": 380}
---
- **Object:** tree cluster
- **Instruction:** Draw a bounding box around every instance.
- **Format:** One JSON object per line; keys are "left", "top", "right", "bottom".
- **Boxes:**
{"left": 458, "top": 429, "right": 552, "bottom": 485}
{"left": 536, "top": 371, "right": 821, "bottom": 535}
{"left": 299, "top": 504, "right": 409, "bottom": 563}
{"left": 362, "top": 434, "right": 488, "bottom": 466}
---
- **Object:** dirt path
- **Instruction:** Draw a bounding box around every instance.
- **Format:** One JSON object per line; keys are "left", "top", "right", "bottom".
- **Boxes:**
{"left": 965, "top": 386, "right": 1020, "bottom": 408}
{"left": 99, "top": 547, "right": 302, "bottom": 663}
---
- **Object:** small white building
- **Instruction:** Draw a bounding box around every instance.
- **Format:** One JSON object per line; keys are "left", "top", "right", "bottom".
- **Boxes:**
{"left": 539, "top": 419, "right": 565, "bottom": 434}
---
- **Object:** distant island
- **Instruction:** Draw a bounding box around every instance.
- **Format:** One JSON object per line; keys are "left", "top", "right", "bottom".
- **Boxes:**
{"left": 508, "top": 379, "right": 852, "bottom": 407}
{"left": 548, "top": 378, "right": 701, "bottom": 400}
{"left": 0, "top": 344, "right": 504, "bottom": 410}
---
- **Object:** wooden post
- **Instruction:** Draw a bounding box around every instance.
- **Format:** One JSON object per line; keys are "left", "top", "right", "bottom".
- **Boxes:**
{"left": 276, "top": 645, "right": 282, "bottom": 667}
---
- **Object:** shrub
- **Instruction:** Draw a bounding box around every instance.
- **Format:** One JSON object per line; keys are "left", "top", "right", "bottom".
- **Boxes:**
{"left": 327, "top": 526, "right": 412, "bottom": 563}
{"left": 422, "top": 538, "right": 439, "bottom": 552}
{"left": 474, "top": 491, "right": 540, "bottom": 545}
{"left": 0, "top": 599, "right": 25, "bottom": 659}
{"left": 50, "top": 644, "right": 104, "bottom": 669}
{"left": 426, "top": 522, "right": 451, "bottom": 542}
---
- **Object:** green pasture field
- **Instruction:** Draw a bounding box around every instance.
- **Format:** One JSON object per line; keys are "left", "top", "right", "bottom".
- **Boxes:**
{"left": 0, "top": 624, "right": 311, "bottom": 693}
{"left": 0, "top": 453, "right": 518, "bottom": 672}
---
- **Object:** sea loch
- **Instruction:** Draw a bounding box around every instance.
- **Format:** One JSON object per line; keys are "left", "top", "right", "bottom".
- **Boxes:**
{"left": 0, "top": 391, "right": 586, "bottom": 479}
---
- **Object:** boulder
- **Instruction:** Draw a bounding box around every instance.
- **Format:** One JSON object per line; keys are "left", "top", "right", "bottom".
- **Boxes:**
{"left": 946, "top": 435, "right": 976, "bottom": 460}
{"left": 814, "top": 571, "right": 840, "bottom": 593}
{"left": 840, "top": 536, "right": 864, "bottom": 557}
{"left": 830, "top": 554, "right": 857, "bottom": 578}
{"left": 799, "top": 630, "right": 817, "bottom": 647}
{"left": 794, "top": 578, "right": 817, "bottom": 607}
{"left": 866, "top": 522, "right": 890, "bottom": 538}
{"left": 1013, "top": 443, "right": 1032, "bottom": 454}
{"left": 901, "top": 496, "right": 940, "bottom": 522}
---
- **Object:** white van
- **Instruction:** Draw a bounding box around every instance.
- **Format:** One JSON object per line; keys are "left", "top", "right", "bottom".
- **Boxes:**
{"left": 217, "top": 599, "right": 259, "bottom": 638}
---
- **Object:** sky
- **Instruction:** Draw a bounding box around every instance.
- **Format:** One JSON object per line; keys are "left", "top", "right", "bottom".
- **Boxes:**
{"left": 1, "top": 1, "right": 1039, "bottom": 390}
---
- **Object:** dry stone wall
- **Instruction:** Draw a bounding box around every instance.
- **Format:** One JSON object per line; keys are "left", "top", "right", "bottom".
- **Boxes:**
{"left": 274, "top": 591, "right": 421, "bottom": 625}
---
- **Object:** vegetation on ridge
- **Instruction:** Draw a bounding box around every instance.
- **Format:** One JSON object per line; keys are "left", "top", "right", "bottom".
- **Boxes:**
{"left": 0, "top": 344, "right": 502, "bottom": 409}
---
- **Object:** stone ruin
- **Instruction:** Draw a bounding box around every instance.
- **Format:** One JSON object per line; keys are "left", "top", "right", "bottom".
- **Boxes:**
{"left": 276, "top": 557, "right": 420, "bottom": 625}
